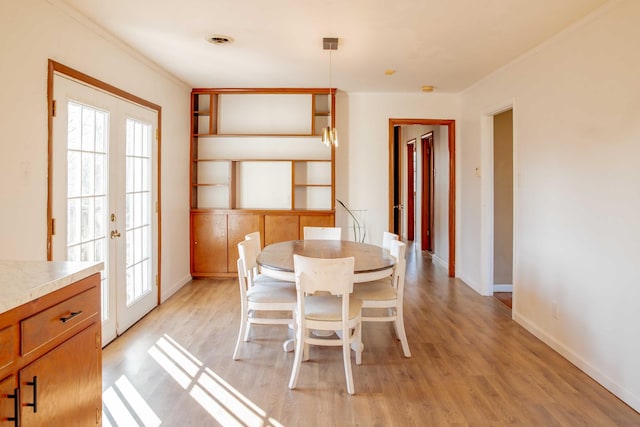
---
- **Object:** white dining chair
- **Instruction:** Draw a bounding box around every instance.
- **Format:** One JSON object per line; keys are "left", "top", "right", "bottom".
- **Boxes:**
{"left": 352, "top": 240, "right": 411, "bottom": 358}
{"left": 245, "top": 231, "right": 261, "bottom": 247}
{"left": 233, "top": 239, "right": 297, "bottom": 360}
{"left": 303, "top": 226, "right": 341, "bottom": 240}
{"left": 289, "top": 254, "right": 362, "bottom": 395}
{"left": 382, "top": 231, "right": 399, "bottom": 251}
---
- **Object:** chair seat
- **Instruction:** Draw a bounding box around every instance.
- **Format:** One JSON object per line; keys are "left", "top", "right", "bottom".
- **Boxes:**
{"left": 247, "top": 282, "right": 297, "bottom": 303}
{"left": 352, "top": 281, "right": 397, "bottom": 301}
{"left": 304, "top": 295, "right": 362, "bottom": 321}
{"left": 253, "top": 273, "right": 291, "bottom": 286}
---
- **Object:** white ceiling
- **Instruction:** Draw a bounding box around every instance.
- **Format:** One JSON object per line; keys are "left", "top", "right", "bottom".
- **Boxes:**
{"left": 59, "top": 0, "right": 608, "bottom": 93}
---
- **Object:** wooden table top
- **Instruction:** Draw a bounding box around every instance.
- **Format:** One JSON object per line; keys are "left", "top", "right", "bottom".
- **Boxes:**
{"left": 257, "top": 240, "right": 395, "bottom": 274}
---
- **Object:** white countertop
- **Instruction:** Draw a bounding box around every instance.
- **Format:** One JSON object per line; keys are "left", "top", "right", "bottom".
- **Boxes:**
{"left": 0, "top": 260, "right": 104, "bottom": 313}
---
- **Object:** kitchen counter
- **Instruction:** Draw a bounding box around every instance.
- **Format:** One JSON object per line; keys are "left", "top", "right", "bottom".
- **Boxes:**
{"left": 0, "top": 260, "right": 103, "bottom": 313}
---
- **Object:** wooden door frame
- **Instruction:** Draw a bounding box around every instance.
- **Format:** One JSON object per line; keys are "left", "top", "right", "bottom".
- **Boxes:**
{"left": 421, "top": 132, "right": 434, "bottom": 251}
{"left": 47, "top": 60, "right": 163, "bottom": 303}
{"left": 389, "top": 118, "right": 455, "bottom": 277}
{"left": 406, "top": 139, "right": 416, "bottom": 240}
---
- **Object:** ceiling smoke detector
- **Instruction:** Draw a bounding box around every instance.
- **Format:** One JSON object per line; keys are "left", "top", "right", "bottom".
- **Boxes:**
{"left": 208, "top": 35, "right": 234, "bottom": 45}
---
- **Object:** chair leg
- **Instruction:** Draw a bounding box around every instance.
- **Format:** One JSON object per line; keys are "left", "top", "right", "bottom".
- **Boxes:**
{"left": 395, "top": 305, "right": 411, "bottom": 358}
{"left": 343, "top": 335, "right": 355, "bottom": 395}
{"left": 302, "top": 328, "right": 311, "bottom": 361}
{"left": 233, "top": 308, "right": 248, "bottom": 360}
{"left": 289, "top": 322, "right": 305, "bottom": 389}
{"left": 354, "top": 323, "right": 363, "bottom": 366}
{"left": 243, "top": 310, "right": 252, "bottom": 341}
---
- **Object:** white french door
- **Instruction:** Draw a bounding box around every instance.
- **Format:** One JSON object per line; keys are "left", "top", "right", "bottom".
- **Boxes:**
{"left": 52, "top": 74, "right": 158, "bottom": 346}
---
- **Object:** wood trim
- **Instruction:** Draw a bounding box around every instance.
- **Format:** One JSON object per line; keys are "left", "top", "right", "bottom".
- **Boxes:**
{"left": 330, "top": 91, "right": 336, "bottom": 210}
{"left": 388, "top": 118, "right": 456, "bottom": 277}
{"left": 192, "top": 88, "right": 334, "bottom": 95}
{"left": 191, "top": 208, "right": 336, "bottom": 215}
{"left": 47, "top": 61, "right": 54, "bottom": 261}
{"left": 47, "top": 59, "right": 163, "bottom": 302}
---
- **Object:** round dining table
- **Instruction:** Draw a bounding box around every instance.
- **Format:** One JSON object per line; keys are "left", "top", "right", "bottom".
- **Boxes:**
{"left": 257, "top": 239, "right": 395, "bottom": 283}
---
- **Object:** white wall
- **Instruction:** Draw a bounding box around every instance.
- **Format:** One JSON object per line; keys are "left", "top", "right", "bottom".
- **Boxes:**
{"left": 459, "top": 0, "right": 640, "bottom": 411}
{"left": 334, "top": 92, "right": 459, "bottom": 250}
{"left": 0, "top": 0, "right": 191, "bottom": 300}
{"left": 433, "top": 127, "right": 449, "bottom": 266}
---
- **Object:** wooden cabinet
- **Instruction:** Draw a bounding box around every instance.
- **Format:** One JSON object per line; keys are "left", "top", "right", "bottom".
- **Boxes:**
{"left": 227, "top": 213, "right": 263, "bottom": 272}
{"left": 191, "top": 212, "right": 227, "bottom": 274}
{"left": 191, "top": 210, "right": 334, "bottom": 277}
{"left": 20, "top": 324, "right": 100, "bottom": 425}
{"left": 264, "top": 214, "right": 299, "bottom": 246}
{"left": 0, "top": 273, "right": 102, "bottom": 426}
{"left": 190, "top": 88, "right": 336, "bottom": 277}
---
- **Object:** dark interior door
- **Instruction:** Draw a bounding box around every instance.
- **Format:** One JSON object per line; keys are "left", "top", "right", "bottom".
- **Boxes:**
{"left": 421, "top": 132, "right": 434, "bottom": 251}
{"left": 406, "top": 140, "right": 415, "bottom": 240}
{"left": 393, "top": 126, "right": 401, "bottom": 234}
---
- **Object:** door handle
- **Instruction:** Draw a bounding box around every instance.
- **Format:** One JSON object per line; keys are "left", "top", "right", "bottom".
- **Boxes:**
{"left": 110, "top": 230, "right": 121, "bottom": 239}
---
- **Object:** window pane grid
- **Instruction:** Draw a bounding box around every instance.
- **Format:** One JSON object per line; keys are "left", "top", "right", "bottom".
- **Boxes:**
{"left": 125, "top": 118, "right": 153, "bottom": 306}
{"left": 66, "top": 101, "right": 110, "bottom": 321}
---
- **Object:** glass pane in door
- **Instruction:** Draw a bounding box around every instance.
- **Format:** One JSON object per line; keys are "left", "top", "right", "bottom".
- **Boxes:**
{"left": 66, "top": 101, "right": 110, "bottom": 321}
{"left": 125, "top": 118, "right": 152, "bottom": 306}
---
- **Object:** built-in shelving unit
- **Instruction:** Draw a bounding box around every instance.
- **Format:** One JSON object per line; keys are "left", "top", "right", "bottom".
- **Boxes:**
{"left": 190, "top": 88, "right": 336, "bottom": 277}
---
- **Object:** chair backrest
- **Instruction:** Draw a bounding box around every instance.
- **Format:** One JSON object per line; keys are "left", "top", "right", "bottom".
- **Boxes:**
{"left": 237, "top": 239, "right": 261, "bottom": 286}
{"left": 389, "top": 240, "right": 407, "bottom": 293}
{"left": 293, "top": 255, "right": 354, "bottom": 296}
{"left": 382, "top": 231, "right": 399, "bottom": 251}
{"left": 303, "top": 226, "right": 342, "bottom": 241}
{"left": 245, "top": 231, "right": 261, "bottom": 248}
{"left": 236, "top": 258, "right": 249, "bottom": 297}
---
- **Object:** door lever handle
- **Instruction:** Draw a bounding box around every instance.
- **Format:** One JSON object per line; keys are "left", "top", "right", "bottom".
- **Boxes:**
{"left": 110, "top": 230, "right": 121, "bottom": 239}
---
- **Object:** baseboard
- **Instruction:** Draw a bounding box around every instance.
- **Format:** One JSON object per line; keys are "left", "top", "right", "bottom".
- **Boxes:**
{"left": 514, "top": 312, "right": 640, "bottom": 414}
{"left": 431, "top": 254, "right": 448, "bottom": 270}
{"left": 493, "top": 284, "right": 513, "bottom": 292}
{"left": 456, "top": 271, "right": 483, "bottom": 296}
{"left": 160, "top": 274, "right": 192, "bottom": 303}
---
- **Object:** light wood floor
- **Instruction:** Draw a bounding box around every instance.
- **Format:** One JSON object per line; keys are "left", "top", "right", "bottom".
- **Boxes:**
{"left": 102, "top": 247, "right": 639, "bottom": 426}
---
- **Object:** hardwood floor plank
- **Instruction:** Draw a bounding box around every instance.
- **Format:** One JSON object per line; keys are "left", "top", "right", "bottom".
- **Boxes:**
{"left": 102, "top": 245, "right": 640, "bottom": 426}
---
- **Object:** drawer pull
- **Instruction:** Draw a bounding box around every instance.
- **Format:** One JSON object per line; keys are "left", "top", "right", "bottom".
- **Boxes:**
{"left": 60, "top": 310, "right": 83, "bottom": 323}
{"left": 8, "top": 387, "right": 19, "bottom": 426}
{"left": 26, "top": 376, "right": 37, "bottom": 413}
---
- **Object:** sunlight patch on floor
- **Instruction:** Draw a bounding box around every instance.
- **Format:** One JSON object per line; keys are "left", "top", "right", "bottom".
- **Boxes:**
{"left": 103, "top": 375, "right": 161, "bottom": 426}
{"left": 148, "top": 333, "right": 284, "bottom": 427}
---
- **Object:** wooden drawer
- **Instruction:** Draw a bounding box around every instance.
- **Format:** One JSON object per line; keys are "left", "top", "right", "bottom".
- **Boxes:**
{"left": 0, "top": 326, "right": 16, "bottom": 371}
{"left": 21, "top": 286, "right": 99, "bottom": 356}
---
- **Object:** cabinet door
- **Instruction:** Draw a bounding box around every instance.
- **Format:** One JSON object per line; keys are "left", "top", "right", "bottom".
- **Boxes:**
{"left": 299, "top": 214, "right": 335, "bottom": 237}
{"left": 264, "top": 215, "right": 299, "bottom": 245}
{"left": 227, "top": 214, "right": 263, "bottom": 272}
{"left": 20, "top": 324, "right": 100, "bottom": 426}
{"left": 192, "top": 213, "right": 228, "bottom": 274}
{"left": 0, "top": 375, "right": 18, "bottom": 427}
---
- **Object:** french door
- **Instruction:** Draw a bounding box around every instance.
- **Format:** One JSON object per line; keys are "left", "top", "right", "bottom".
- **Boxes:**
{"left": 51, "top": 74, "right": 158, "bottom": 346}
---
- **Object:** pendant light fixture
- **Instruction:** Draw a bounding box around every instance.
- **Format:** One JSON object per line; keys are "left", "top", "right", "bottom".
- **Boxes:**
{"left": 322, "top": 37, "right": 338, "bottom": 148}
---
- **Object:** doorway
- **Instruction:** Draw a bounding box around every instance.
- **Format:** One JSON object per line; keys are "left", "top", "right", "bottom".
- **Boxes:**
{"left": 48, "top": 61, "right": 162, "bottom": 346}
{"left": 492, "top": 109, "right": 514, "bottom": 308}
{"left": 421, "top": 132, "right": 434, "bottom": 252}
{"left": 406, "top": 139, "right": 416, "bottom": 241}
{"left": 389, "top": 118, "right": 455, "bottom": 277}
